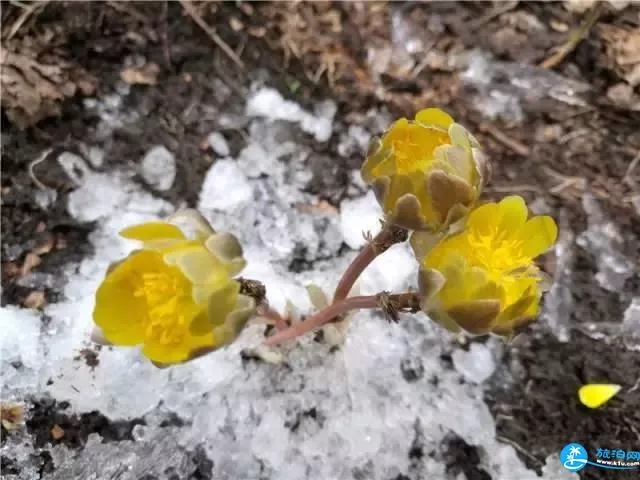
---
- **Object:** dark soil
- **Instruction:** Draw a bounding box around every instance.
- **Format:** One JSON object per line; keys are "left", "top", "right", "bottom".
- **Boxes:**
{"left": 25, "top": 398, "right": 146, "bottom": 449}
{"left": 2, "top": 2, "right": 639, "bottom": 480}
{"left": 486, "top": 330, "right": 640, "bottom": 480}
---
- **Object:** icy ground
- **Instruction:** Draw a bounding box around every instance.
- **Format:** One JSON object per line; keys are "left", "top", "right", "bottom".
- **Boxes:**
{"left": 0, "top": 84, "right": 586, "bottom": 480}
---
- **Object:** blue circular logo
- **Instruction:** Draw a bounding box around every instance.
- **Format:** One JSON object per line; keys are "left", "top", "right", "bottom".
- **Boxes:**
{"left": 560, "top": 443, "right": 588, "bottom": 472}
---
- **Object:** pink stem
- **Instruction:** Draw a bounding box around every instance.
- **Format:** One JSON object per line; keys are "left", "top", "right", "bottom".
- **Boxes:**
{"left": 257, "top": 305, "right": 289, "bottom": 331}
{"left": 264, "top": 296, "right": 378, "bottom": 346}
{"left": 332, "top": 244, "right": 376, "bottom": 304}
{"left": 332, "top": 223, "right": 408, "bottom": 304}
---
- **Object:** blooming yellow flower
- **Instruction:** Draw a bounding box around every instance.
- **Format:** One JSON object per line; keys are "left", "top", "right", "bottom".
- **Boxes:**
{"left": 415, "top": 196, "right": 557, "bottom": 336}
{"left": 92, "top": 210, "right": 255, "bottom": 366}
{"left": 361, "top": 108, "right": 490, "bottom": 231}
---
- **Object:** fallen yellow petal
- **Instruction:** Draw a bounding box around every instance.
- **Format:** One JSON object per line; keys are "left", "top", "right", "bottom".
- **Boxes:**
{"left": 578, "top": 384, "right": 621, "bottom": 409}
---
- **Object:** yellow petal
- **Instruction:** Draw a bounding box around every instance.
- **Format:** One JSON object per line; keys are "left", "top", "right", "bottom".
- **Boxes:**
{"left": 93, "top": 253, "right": 150, "bottom": 345}
{"left": 205, "top": 281, "right": 240, "bottom": 329}
{"left": 120, "top": 222, "right": 185, "bottom": 242}
{"left": 415, "top": 108, "right": 455, "bottom": 130}
{"left": 520, "top": 216, "right": 558, "bottom": 259}
{"left": 578, "top": 384, "right": 621, "bottom": 409}
{"left": 498, "top": 196, "right": 528, "bottom": 232}
{"left": 466, "top": 201, "right": 500, "bottom": 236}
{"left": 164, "top": 246, "right": 226, "bottom": 292}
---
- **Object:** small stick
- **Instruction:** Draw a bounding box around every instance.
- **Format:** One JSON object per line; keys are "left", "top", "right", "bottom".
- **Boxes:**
{"left": 181, "top": 0, "right": 244, "bottom": 69}
{"left": 622, "top": 151, "right": 640, "bottom": 183}
{"left": 479, "top": 123, "right": 530, "bottom": 157}
{"left": 539, "top": 3, "right": 603, "bottom": 69}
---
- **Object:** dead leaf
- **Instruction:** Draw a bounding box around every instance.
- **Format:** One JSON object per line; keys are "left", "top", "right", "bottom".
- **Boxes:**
{"left": 0, "top": 403, "right": 24, "bottom": 430}
{"left": 296, "top": 200, "right": 338, "bottom": 215}
{"left": 23, "top": 291, "right": 47, "bottom": 310}
{"left": 21, "top": 252, "right": 41, "bottom": 276}
{"left": 120, "top": 63, "right": 160, "bottom": 86}
{"left": 50, "top": 424, "right": 65, "bottom": 440}
{"left": 607, "top": 83, "right": 640, "bottom": 111}
{"left": 599, "top": 24, "right": 640, "bottom": 87}
{"left": 3, "top": 262, "right": 20, "bottom": 278}
{"left": 0, "top": 42, "right": 97, "bottom": 129}
{"left": 229, "top": 17, "right": 244, "bottom": 32}
{"left": 33, "top": 235, "right": 55, "bottom": 255}
{"left": 248, "top": 27, "right": 267, "bottom": 38}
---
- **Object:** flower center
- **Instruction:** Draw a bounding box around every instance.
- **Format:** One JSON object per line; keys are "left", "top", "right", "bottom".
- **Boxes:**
{"left": 467, "top": 229, "right": 530, "bottom": 276}
{"left": 391, "top": 126, "right": 450, "bottom": 175}
{"left": 134, "top": 271, "right": 189, "bottom": 345}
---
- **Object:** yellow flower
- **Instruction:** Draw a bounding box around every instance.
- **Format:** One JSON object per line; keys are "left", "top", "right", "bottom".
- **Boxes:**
{"left": 361, "top": 108, "right": 491, "bottom": 231}
{"left": 415, "top": 196, "right": 557, "bottom": 336}
{"left": 92, "top": 210, "right": 255, "bottom": 366}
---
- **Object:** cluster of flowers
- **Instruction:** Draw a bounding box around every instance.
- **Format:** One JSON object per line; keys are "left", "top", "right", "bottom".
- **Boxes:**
{"left": 92, "top": 108, "right": 557, "bottom": 366}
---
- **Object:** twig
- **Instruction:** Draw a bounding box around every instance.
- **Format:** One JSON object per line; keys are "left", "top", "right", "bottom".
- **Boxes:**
{"left": 162, "top": 1, "right": 171, "bottom": 67}
{"left": 28, "top": 148, "right": 53, "bottom": 190}
{"left": 479, "top": 123, "right": 531, "bottom": 157}
{"left": 470, "top": 0, "right": 519, "bottom": 31}
{"left": 181, "top": 0, "right": 244, "bottom": 69}
{"left": 622, "top": 150, "right": 640, "bottom": 183}
{"left": 539, "top": 3, "right": 603, "bottom": 69}
{"left": 7, "top": 0, "right": 47, "bottom": 40}
{"left": 496, "top": 435, "right": 543, "bottom": 466}
{"left": 106, "top": 1, "right": 150, "bottom": 25}
{"left": 485, "top": 184, "right": 542, "bottom": 194}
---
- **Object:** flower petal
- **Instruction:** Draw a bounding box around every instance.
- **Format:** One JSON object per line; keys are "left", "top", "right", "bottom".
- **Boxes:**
{"left": 498, "top": 196, "right": 528, "bottom": 233}
{"left": 578, "top": 384, "right": 621, "bottom": 409}
{"left": 120, "top": 222, "right": 185, "bottom": 242}
{"left": 415, "top": 108, "right": 455, "bottom": 130}
{"left": 164, "top": 246, "right": 225, "bottom": 287}
{"left": 520, "top": 216, "right": 558, "bottom": 259}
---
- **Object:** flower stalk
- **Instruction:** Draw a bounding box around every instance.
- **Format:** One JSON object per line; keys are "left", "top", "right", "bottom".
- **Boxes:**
{"left": 332, "top": 222, "right": 408, "bottom": 304}
{"left": 265, "top": 292, "right": 421, "bottom": 346}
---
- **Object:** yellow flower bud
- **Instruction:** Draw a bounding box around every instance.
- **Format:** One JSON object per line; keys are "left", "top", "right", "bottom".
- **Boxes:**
{"left": 92, "top": 210, "right": 255, "bottom": 366}
{"left": 415, "top": 196, "right": 557, "bottom": 336}
{"left": 361, "top": 108, "right": 490, "bottom": 231}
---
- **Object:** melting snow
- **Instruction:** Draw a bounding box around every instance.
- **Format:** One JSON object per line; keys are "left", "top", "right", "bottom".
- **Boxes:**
{"left": 0, "top": 89, "right": 578, "bottom": 480}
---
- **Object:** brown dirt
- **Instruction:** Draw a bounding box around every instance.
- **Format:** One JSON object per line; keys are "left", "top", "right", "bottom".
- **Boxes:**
{"left": 2, "top": 2, "right": 639, "bottom": 480}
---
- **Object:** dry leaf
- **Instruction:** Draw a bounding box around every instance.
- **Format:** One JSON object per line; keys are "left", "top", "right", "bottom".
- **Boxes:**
{"left": 50, "top": 424, "right": 65, "bottom": 440}
{"left": 230, "top": 17, "right": 244, "bottom": 32}
{"left": 0, "top": 403, "right": 24, "bottom": 430}
{"left": 607, "top": 83, "right": 640, "bottom": 111}
{"left": 120, "top": 63, "right": 160, "bottom": 86}
{"left": 599, "top": 24, "right": 640, "bottom": 87}
{"left": 0, "top": 42, "right": 97, "bottom": 129}
{"left": 21, "top": 252, "right": 42, "bottom": 276}
{"left": 23, "top": 290, "right": 47, "bottom": 310}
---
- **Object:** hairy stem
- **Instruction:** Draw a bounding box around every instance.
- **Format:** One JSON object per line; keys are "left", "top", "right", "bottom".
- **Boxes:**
{"left": 332, "top": 222, "right": 408, "bottom": 305}
{"left": 264, "top": 292, "right": 421, "bottom": 346}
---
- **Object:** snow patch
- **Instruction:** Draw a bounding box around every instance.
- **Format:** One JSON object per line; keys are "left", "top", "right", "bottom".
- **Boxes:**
{"left": 246, "top": 87, "right": 335, "bottom": 142}
{"left": 199, "top": 158, "right": 253, "bottom": 211}
{"left": 207, "top": 131, "right": 230, "bottom": 157}
{"left": 339, "top": 190, "right": 383, "bottom": 249}
{"left": 140, "top": 145, "right": 176, "bottom": 191}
